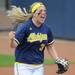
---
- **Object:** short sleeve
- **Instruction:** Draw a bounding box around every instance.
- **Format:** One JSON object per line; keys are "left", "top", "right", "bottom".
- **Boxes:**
{"left": 47, "top": 27, "right": 55, "bottom": 45}
{"left": 15, "top": 23, "right": 27, "bottom": 44}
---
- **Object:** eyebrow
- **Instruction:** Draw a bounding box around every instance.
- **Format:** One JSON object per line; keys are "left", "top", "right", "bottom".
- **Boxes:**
{"left": 35, "top": 9, "right": 46, "bottom": 15}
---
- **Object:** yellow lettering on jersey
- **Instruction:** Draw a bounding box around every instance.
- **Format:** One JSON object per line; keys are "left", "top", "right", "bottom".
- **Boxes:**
{"left": 39, "top": 44, "right": 45, "bottom": 51}
{"left": 27, "top": 33, "right": 47, "bottom": 43}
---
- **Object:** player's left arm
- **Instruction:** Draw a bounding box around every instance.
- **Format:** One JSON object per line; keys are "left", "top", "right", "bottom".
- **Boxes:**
{"left": 46, "top": 26, "right": 69, "bottom": 74}
{"left": 46, "top": 44, "right": 59, "bottom": 60}
{"left": 46, "top": 44, "right": 69, "bottom": 74}
{"left": 46, "top": 26, "right": 58, "bottom": 60}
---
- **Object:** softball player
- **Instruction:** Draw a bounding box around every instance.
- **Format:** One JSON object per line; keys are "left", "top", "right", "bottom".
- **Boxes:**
{"left": 8, "top": 2, "right": 66, "bottom": 75}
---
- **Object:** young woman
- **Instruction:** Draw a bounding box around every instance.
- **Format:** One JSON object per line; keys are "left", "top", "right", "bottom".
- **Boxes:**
{"left": 8, "top": 2, "right": 69, "bottom": 75}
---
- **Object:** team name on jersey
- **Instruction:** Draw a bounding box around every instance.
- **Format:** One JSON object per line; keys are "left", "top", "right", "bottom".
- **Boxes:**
{"left": 27, "top": 33, "right": 47, "bottom": 43}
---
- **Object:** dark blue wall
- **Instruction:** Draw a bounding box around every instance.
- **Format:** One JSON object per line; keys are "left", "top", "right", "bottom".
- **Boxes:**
{"left": 9, "top": 0, "right": 75, "bottom": 40}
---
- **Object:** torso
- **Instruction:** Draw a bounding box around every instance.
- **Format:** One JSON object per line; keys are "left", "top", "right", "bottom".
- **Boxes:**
{"left": 15, "top": 19, "right": 53, "bottom": 64}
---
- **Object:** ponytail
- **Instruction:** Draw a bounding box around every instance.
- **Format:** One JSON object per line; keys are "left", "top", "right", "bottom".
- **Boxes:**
{"left": 7, "top": 6, "right": 32, "bottom": 23}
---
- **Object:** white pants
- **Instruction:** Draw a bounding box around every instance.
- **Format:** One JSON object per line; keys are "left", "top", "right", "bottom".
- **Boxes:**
{"left": 14, "top": 62, "right": 44, "bottom": 75}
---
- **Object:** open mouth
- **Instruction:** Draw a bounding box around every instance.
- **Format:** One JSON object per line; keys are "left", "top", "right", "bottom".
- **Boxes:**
{"left": 40, "top": 16, "right": 45, "bottom": 19}
{"left": 40, "top": 16, "right": 46, "bottom": 19}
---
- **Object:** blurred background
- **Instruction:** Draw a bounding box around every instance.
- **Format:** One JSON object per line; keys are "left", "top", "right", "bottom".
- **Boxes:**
{"left": 0, "top": 0, "right": 75, "bottom": 40}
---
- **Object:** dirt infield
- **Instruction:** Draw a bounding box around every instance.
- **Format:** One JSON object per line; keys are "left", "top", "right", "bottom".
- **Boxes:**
{"left": 0, "top": 32, "right": 75, "bottom": 75}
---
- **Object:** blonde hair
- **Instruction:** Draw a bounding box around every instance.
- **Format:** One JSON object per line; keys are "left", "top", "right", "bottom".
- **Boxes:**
{"left": 7, "top": 6, "right": 31, "bottom": 23}
{"left": 7, "top": 2, "right": 45, "bottom": 23}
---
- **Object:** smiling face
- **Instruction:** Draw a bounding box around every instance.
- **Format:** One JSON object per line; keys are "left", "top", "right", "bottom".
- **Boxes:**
{"left": 32, "top": 5, "right": 47, "bottom": 26}
{"left": 36, "top": 6, "right": 47, "bottom": 24}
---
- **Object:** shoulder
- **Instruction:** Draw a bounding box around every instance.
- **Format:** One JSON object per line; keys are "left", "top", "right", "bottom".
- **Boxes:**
{"left": 16, "top": 19, "right": 32, "bottom": 31}
{"left": 45, "top": 24, "right": 50, "bottom": 29}
{"left": 44, "top": 24, "right": 52, "bottom": 32}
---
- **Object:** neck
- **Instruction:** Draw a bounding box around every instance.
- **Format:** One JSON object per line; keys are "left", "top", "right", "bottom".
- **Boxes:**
{"left": 32, "top": 18, "right": 41, "bottom": 27}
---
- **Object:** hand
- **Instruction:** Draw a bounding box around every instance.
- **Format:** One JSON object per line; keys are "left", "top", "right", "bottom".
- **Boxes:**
{"left": 55, "top": 58, "right": 69, "bottom": 74}
{"left": 9, "top": 31, "right": 15, "bottom": 40}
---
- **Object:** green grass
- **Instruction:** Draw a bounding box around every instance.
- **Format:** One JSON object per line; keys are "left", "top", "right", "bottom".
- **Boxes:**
{"left": 0, "top": 55, "right": 74, "bottom": 67}
{"left": 44, "top": 59, "right": 55, "bottom": 64}
{"left": 0, "top": 55, "right": 15, "bottom": 67}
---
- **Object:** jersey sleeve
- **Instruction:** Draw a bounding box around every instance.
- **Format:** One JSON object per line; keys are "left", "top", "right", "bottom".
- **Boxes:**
{"left": 14, "top": 23, "right": 27, "bottom": 45}
{"left": 47, "top": 27, "right": 55, "bottom": 45}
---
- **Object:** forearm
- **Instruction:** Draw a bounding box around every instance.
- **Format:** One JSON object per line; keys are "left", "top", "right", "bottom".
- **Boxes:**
{"left": 46, "top": 44, "right": 59, "bottom": 60}
{"left": 9, "top": 38, "right": 18, "bottom": 48}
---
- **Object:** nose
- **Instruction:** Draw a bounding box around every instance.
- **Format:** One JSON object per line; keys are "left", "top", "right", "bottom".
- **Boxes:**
{"left": 41, "top": 10, "right": 46, "bottom": 15}
{"left": 41, "top": 11, "right": 47, "bottom": 17}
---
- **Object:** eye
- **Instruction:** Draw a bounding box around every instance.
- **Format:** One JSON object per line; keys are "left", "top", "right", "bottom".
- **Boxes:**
{"left": 37, "top": 10, "right": 42, "bottom": 15}
{"left": 38, "top": 10, "right": 46, "bottom": 15}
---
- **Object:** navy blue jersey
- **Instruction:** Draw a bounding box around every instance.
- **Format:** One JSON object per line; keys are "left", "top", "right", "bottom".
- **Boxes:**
{"left": 15, "top": 19, "right": 54, "bottom": 64}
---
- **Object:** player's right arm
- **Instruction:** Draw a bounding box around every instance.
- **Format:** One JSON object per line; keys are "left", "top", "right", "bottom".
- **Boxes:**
{"left": 9, "top": 23, "right": 26, "bottom": 48}
{"left": 9, "top": 31, "right": 18, "bottom": 48}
